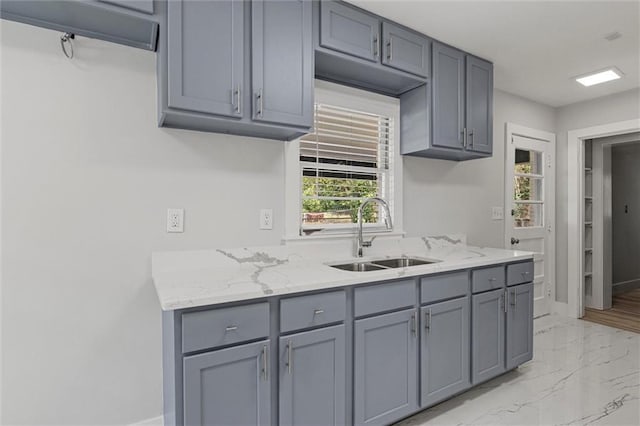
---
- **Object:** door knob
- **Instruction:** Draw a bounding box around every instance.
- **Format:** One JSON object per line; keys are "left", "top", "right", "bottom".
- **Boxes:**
{"left": 511, "top": 237, "right": 520, "bottom": 245}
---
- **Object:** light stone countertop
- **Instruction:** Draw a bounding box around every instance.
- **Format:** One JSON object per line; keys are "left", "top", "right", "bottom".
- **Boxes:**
{"left": 151, "top": 235, "right": 533, "bottom": 311}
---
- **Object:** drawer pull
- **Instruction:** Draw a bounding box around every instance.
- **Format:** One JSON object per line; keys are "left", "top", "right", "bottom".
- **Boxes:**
{"left": 489, "top": 277, "right": 496, "bottom": 282}
{"left": 313, "top": 309, "right": 324, "bottom": 315}
{"left": 225, "top": 325, "right": 238, "bottom": 332}
{"left": 261, "top": 345, "right": 268, "bottom": 380}
{"left": 411, "top": 312, "right": 417, "bottom": 337}
{"left": 425, "top": 309, "right": 431, "bottom": 331}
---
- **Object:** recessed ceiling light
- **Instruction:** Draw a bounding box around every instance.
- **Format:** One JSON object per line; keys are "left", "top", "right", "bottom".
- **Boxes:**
{"left": 575, "top": 67, "right": 623, "bottom": 87}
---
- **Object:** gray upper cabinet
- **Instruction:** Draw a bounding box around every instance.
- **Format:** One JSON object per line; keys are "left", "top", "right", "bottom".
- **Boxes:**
{"left": 252, "top": 0, "right": 313, "bottom": 128}
{"left": 420, "top": 296, "right": 470, "bottom": 407}
{"left": 382, "top": 22, "right": 430, "bottom": 78}
{"left": 279, "top": 325, "right": 346, "bottom": 426}
{"left": 471, "top": 288, "right": 506, "bottom": 384}
{"left": 183, "top": 340, "right": 270, "bottom": 426}
{"left": 0, "top": 0, "right": 158, "bottom": 51}
{"left": 99, "top": 0, "right": 153, "bottom": 15}
{"left": 158, "top": 0, "right": 313, "bottom": 141}
{"left": 320, "top": 0, "right": 380, "bottom": 62}
{"left": 167, "top": 0, "right": 243, "bottom": 118}
{"left": 466, "top": 56, "right": 493, "bottom": 154}
{"left": 432, "top": 42, "right": 465, "bottom": 151}
{"left": 506, "top": 282, "right": 534, "bottom": 369}
{"left": 354, "top": 308, "right": 418, "bottom": 425}
{"left": 401, "top": 41, "right": 493, "bottom": 161}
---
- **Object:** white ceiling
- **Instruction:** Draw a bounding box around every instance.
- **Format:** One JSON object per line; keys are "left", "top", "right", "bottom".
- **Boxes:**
{"left": 347, "top": 0, "right": 640, "bottom": 107}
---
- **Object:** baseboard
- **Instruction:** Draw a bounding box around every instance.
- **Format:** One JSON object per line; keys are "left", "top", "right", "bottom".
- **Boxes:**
{"left": 130, "top": 415, "right": 163, "bottom": 426}
{"left": 552, "top": 301, "right": 569, "bottom": 317}
{"left": 613, "top": 278, "right": 640, "bottom": 294}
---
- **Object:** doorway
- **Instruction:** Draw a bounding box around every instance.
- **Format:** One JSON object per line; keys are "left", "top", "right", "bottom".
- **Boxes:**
{"left": 582, "top": 134, "right": 640, "bottom": 333}
{"left": 505, "top": 123, "right": 556, "bottom": 318}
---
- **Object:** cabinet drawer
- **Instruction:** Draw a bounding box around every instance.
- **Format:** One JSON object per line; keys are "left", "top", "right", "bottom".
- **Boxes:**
{"left": 354, "top": 279, "right": 416, "bottom": 317}
{"left": 421, "top": 271, "right": 469, "bottom": 304}
{"left": 280, "top": 290, "right": 346, "bottom": 333}
{"left": 507, "top": 261, "right": 534, "bottom": 286}
{"left": 181, "top": 303, "right": 269, "bottom": 353}
{"left": 472, "top": 266, "right": 505, "bottom": 294}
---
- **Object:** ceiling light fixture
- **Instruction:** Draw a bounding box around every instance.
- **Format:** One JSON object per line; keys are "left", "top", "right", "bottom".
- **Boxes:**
{"left": 575, "top": 67, "right": 623, "bottom": 87}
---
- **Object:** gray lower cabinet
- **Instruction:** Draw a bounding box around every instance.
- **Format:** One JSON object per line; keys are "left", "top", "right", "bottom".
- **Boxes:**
{"left": 354, "top": 308, "right": 418, "bottom": 425}
{"left": 471, "top": 288, "right": 506, "bottom": 384}
{"left": 183, "top": 340, "right": 270, "bottom": 426}
{"left": 252, "top": 0, "right": 313, "bottom": 128}
{"left": 420, "top": 296, "right": 471, "bottom": 407}
{"left": 279, "top": 325, "right": 346, "bottom": 426}
{"left": 506, "top": 282, "right": 534, "bottom": 369}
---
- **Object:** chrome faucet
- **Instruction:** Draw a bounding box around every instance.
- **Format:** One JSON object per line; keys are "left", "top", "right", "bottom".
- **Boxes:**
{"left": 356, "top": 197, "right": 393, "bottom": 257}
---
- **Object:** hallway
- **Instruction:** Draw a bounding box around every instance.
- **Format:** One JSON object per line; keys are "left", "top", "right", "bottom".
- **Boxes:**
{"left": 583, "top": 288, "right": 640, "bottom": 333}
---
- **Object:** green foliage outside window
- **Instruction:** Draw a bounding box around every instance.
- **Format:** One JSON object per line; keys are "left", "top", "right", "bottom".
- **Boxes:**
{"left": 302, "top": 177, "right": 379, "bottom": 224}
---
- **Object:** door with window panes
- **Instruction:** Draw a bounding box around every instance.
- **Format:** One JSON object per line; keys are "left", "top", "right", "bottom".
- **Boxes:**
{"left": 505, "top": 129, "right": 555, "bottom": 318}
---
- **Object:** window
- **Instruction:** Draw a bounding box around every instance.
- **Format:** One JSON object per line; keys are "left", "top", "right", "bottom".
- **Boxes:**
{"left": 285, "top": 81, "right": 402, "bottom": 238}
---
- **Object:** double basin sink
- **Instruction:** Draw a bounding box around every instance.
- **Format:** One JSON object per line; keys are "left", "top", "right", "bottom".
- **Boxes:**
{"left": 329, "top": 257, "right": 439, "bottom": 272}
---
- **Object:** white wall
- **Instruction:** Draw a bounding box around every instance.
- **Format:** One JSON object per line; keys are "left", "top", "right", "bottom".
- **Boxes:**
{"left": 1, "top": 22, "right": 286, "bottom": 425}
{"left": 403, "top": 90, "right": 556, "bottom": 248}
{"left": 555, "top": 88, "right": 640, "bottom": 302}
{"left": 611, "top": 142, "right": 640, "bottom": 285}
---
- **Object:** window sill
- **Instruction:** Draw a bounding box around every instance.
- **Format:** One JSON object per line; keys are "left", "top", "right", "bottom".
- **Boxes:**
{"left": 282, "top": 229, "right": 406, "bottom": 244}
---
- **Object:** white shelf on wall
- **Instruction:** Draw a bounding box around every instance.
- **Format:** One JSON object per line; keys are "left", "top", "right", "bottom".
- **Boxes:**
{"left": 584, "top": 221, "right": 593, "bottom": 226}
{"left": 583, "top": 139, "right": 593, "bottom": 303}
{"left": 584, "top": 196, "right": 593, "bottom": 200}
{"left": 584, "top": 272, "right": 593, "bottom": 277}
{"left": 585, "top": 248, "right": 593, "bottom": 252}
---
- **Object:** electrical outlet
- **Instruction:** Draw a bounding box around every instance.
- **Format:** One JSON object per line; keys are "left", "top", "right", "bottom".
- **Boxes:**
{"left": 260, "top": 209, "right": 273, "bottom": 230}
{"left": 167, "top": 208, "right": 184, "bottom": 233}
{"left": 491, "top": 206, "right": 504, "bottom": 220}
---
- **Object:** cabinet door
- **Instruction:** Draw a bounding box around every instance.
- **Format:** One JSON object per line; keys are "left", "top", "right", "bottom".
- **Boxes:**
{"left": 506, "top": 282, "right": 534, "bottom": 369}
{"left": 431, "top": 42, "right": 465, "bottom": 150}
{"left": 472, "top": 289, "right": 506, "bottom": 384}
{"left": 320, "top": 1, "right": 380, "bottom": 62}
{"left": 279, "top": 325, "right": 346, "bottom": 426}
{"left": 252, "top": 0, "right": 313, "bottom": 128}
{"left": 421, "top": 297, "right": 470, "bottom": 407}
{"left": 183, "top": 340, "right": 270, "bottom": 426}
{"left": 167, "top": 0, "right": 243, "bottom": 118}
{"left": 354, "top": 309, "right": 418, "bottom": 425}
{"left": 381, "top": 22, "right": 429, "bottom": 78}
{"left": 466, "top": 56, "right": 493, "bottom": 154}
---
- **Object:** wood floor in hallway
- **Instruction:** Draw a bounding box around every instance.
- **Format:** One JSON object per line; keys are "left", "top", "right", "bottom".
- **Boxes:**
{"left": 582, "top": 288, "right": 640, "bottom": 333}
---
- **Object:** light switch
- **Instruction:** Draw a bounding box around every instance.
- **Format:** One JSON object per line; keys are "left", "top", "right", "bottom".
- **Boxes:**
{"left": 491, "top": 207, "right": 504, "bottom": 221}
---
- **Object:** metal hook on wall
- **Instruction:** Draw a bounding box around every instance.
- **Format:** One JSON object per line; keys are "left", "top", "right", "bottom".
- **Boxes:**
{"left": 60, "top": 32, "right": 75, "bottom": 59}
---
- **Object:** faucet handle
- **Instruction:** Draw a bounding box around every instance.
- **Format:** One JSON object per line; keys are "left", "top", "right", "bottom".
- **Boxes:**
{"left": 362, "top": 241, "right": 372, "bottom": 248}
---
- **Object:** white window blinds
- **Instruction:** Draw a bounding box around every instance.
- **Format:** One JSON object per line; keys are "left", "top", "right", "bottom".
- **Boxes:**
{"left": 299, "top": 103, "right": 392, "bottom": 231}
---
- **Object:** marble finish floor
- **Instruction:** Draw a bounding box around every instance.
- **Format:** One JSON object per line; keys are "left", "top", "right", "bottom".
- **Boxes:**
{"left": 397, "top": 315, "right": 639, "bottom": 425}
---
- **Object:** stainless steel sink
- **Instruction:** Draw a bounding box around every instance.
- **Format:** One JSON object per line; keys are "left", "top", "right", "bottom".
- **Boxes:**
{"left": 371, "top": 257, "right": 437, "bottom": 268}
{"left": 330, "top": 262, "right": 387, "bottom": 272}
{"left": 328, "top": 257, "right": 439, "bottom": 272}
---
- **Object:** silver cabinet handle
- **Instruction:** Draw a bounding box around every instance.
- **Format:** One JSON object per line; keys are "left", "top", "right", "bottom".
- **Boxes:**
{"left": 386, "top": 39, "right": 392, "bottom": 61}
{"left": 255, "top": 89, "right": 263, "bottom": 117}
{"left": 373, "top": 35, "right": 379, "bottom": 58}
{"left": 501, "top": 292, "right": 507, "bottom": 313}
{"left": 234, "top": 85, "right": 241, "bottom": 114}
{"left": 411, "top": 312, "right": 417, "bottom": 337}
{"left": 313, "top": 309, "right": 324, "bottom": 315}
{"left": 424, "top": 309, "right": 432, "bottom": 331}
{"left": 286, "top": 339, "right": 292, "bottom": 374}
{"left": 225, "top": 325, "right": 238, "bottom": 332}
{"left": 468, "top": 129, "right": 474, "bottom": 147}
{"left": 510, "top": 289, "right": 517, "bottom": 312}
{"left": 489, "top": 277, "right": 496, "bottom": 282}
{"left": 261, "top": 345, "right": 268, "bottom": 381}
{"left": 462, "top": 128, "right": 468, "bottom": 148}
